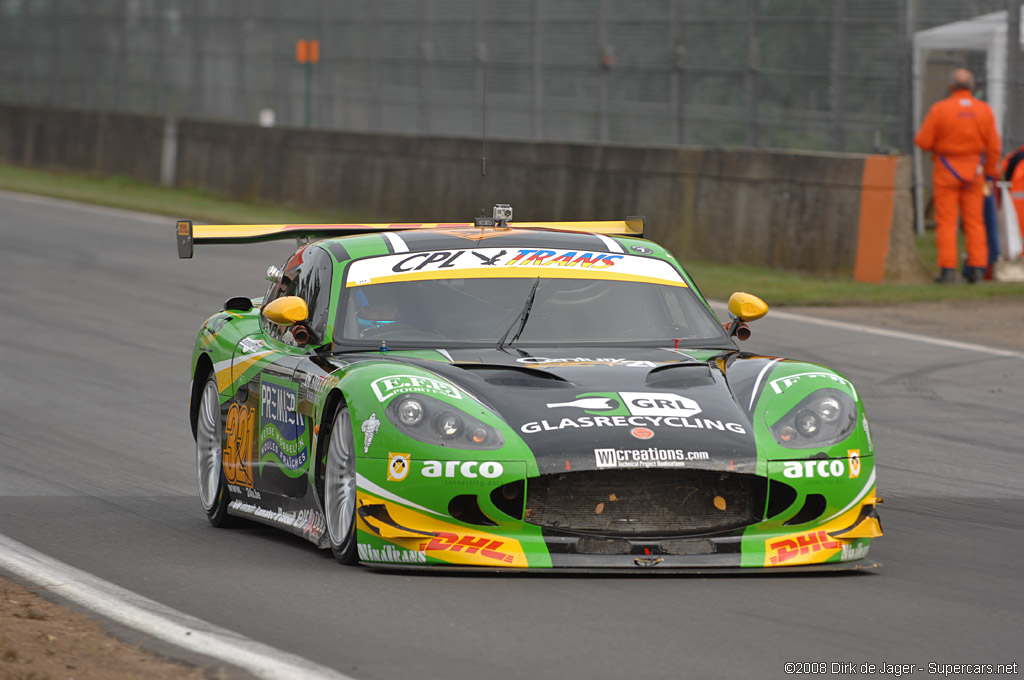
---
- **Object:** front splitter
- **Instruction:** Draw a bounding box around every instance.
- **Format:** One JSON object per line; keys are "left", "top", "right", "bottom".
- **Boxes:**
{"left": 360, "top": 557, "right": 881, "bottom": 575}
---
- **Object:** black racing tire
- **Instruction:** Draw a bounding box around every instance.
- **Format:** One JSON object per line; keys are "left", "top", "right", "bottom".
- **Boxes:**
{"left": 195, "top": 375, "right": 237, "bottom": 527}
{"left": 324, "top": 406, "right": 359, "bottom": 564}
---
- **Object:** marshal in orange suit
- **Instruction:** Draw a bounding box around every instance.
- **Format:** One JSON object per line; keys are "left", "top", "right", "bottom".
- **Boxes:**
{"left": 915, "top": 68, "right": 1001, "bottom": 284}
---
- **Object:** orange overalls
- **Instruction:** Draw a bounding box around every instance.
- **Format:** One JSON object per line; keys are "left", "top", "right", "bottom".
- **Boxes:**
{"left": 915, "top": 91, "right": 1000, "bottom": 269}
{"left": 999, "top": 147, "right": 1024, "bottom": 258}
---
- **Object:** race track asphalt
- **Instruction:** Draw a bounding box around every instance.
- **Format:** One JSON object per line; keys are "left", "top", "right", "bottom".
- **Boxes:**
{"left": 0, "top": 191, "right": 1022, "bottom": 680}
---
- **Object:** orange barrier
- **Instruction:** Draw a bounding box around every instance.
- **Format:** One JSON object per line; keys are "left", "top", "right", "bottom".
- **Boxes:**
{"left": 853, "top": 155, "right": 899, "bottom": 283}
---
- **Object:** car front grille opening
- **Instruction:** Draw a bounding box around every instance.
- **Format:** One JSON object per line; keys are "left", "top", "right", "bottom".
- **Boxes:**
{"left": 525, "top": 469, "right": 764, "bottom": 537}
{"left": 576, "top": 537, "right": 632, "bottom": 555}
{"left": 783, "top": 493, "right": 827, "bottom": 526}
{"left": 660, "top": 538, "right": 716, "bottom": 555}
{"left": 448, "top": 494, "right": 497, "bottom": 527}
{"left": 766, "top": 479, "right": 799, "bottom": 518}
{"left": 490, "top": 480, "right": 525, "bottom": 520}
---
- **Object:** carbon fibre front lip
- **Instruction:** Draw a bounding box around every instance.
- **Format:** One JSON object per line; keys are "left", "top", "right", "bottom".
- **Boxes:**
{"left": 359, "top": 557, "right": 881, "bottom": 574}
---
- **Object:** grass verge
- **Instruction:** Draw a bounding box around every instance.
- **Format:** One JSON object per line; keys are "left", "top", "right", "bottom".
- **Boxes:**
{"left": 0, "top": 162, "right": 360, "bottom": 225}
{"left": 2, "top": 162, "right": 1022, "bottom": 306}
{"left": 686, "top": 258, "right": 1024, "bottom": 305}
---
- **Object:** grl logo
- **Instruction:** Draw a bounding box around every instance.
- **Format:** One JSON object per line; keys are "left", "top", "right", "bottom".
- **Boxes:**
{"left": 545, "top": 392, "right": 702, "bottom": 419}
{"left": 621, "top": 392, "right": 701, "bottom": 418}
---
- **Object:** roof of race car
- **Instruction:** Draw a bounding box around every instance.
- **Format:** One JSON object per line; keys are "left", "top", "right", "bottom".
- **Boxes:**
{"left": 312, "top": 225, "right": 662, "bottom": 263}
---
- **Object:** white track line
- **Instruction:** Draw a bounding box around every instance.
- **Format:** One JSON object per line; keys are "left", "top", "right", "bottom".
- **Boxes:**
{"left": 710, "top": 301, "right": 1024, "bottom": 360}
{"left": 0, "top": 533, "right": 356, "bottom": 680}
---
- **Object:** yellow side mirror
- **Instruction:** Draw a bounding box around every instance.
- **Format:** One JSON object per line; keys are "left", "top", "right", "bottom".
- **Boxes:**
{"left": 262, "top": 296, "right": 309, "bottom": 326}
{"left": 727, "top": 292, "right": 769, "bottom": 322}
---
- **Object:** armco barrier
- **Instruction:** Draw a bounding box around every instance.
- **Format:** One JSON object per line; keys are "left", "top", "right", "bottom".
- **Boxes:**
{"left": 0, "top": 105, "right": 920, "bottom": 282}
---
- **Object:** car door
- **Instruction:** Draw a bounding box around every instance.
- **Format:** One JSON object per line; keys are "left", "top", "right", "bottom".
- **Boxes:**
{"left": 235, "top": 245, "right": 333, "bottom": 501}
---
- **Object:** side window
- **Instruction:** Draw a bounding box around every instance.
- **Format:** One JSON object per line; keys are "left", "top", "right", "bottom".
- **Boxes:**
{"left": 261, "top": 245, "right": 333, "bottom": 346}
{"left": 292, "top": 247, "right": 333, "bottom": 339}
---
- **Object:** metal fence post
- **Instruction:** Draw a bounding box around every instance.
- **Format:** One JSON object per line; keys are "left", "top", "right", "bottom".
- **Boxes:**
{"left": 160, "top": 116, "right": 178, "bottom": 187}
{"left": 907, "top": 0, "right": 926, "bottom": 236}
{"left": 49, "top": 0, "right": 61, "bottom": 109}
{"left": 745, "top": 0, "right": 760, "bottom": 148}
{"left": 114, "top": 0, "right": 127, "bottom": 111}
{"left": 273, "top": 2, "right": 287, "bottom": 127}
{"left": 830, "top": 0, "right": 846, "bottom": 151}
{"left": 369, "top": 4, "right": 380, "bottom": 131}
{"left": 189, "top": 0, "right": 204, "bottom": 118}
{"left": 234, "top": 0, "right": 248, "bottom": 124}
{"left": 419, "top": 0, "right": 434, "bottom": 135}
{"left": 532, "top": 0, "right": 545, "bottom": 140}
{"left": 1007, "top": 0, "right": 1020, "bottom": 152}
{"left": 154, "top": 0, "right": 165, "bottom": 116}
{"left": 670, "top": 0, "right": 684, "bottom": 146}
{"left": 599, "top": 0, "right": 611, "bottom": 144}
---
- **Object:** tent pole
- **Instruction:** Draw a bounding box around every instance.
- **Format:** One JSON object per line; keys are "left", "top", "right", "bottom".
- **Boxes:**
{"left": 910, "top": 0, "right": 925, "bottom": 237}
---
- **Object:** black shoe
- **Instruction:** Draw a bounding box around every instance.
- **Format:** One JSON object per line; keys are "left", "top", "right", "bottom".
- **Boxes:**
{"left": 964, "top": 266, "right": 985, "bottom": 284}
{"left": 934, "top": 268, "right": 956, "bottom": 284}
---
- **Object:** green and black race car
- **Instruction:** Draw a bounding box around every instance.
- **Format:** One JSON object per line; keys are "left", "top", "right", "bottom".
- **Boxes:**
{"left": 179, "top": 205, "right": 881, "bottom": 572}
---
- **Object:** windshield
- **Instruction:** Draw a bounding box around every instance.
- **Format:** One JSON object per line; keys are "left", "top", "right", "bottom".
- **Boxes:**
{"left": 338, "top": 276, "right": 730, "bottom": 347}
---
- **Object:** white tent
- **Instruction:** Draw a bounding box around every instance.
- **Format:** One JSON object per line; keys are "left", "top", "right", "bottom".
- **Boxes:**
{"left": 912, "top": 8, "right": 1020, "bottom": 235}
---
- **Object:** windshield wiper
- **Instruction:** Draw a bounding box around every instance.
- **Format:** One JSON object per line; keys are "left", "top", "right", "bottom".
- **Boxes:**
{"left": 497, "top": 277, "right": 541, "bottom": 350}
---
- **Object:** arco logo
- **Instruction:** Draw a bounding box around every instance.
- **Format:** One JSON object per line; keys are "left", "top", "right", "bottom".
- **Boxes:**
{"left": 782, "top": 459, "right": 846, "bottom": 479}
{"left": 421, "top": 460, "right": 504, "bottom": 479}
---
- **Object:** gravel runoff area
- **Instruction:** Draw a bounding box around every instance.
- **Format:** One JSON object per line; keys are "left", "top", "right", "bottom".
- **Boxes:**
{"left": 0, "top": 297, "right": 1020, "bottom": 680}
{"left": 0, "top": 575, "right": 215, "bottom": 680}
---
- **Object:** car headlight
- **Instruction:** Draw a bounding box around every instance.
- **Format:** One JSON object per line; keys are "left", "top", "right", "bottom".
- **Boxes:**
{"left": 770, "top": 388, "right": 857, "bottom": 449}
{"left": 385, "top": 394, "right": 504, "bottom": 450}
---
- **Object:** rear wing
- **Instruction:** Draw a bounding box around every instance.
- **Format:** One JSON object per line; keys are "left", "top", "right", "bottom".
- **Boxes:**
{"left": 175, "top": 217, "right": 645, "bottom": 258}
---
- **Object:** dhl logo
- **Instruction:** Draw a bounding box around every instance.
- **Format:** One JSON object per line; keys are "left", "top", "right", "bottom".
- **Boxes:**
{"left": 420, "top": 532, "right": 516, "bottom": 564}
{"left": 767, "top": 530, "right": 841, "bottom": 566}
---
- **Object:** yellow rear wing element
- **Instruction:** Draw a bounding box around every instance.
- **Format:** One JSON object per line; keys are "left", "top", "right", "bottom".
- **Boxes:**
{"left": 175, "top": 217, "right": 645, "bottom": 259}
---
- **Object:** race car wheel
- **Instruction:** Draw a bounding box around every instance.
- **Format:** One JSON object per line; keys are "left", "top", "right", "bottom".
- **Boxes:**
{"left": 324, "top": 406, "right": 358, "bottom": 564}
{"left": 196, "top": 376, "right": 233, "bottom": 527}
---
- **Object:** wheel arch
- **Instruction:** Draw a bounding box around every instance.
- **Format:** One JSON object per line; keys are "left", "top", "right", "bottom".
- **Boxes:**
{"left": 190, "top": 352, "right": 215, "bottom": 439}
{"left": 314, "top": 388, "right": 349, "bottom": 510}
